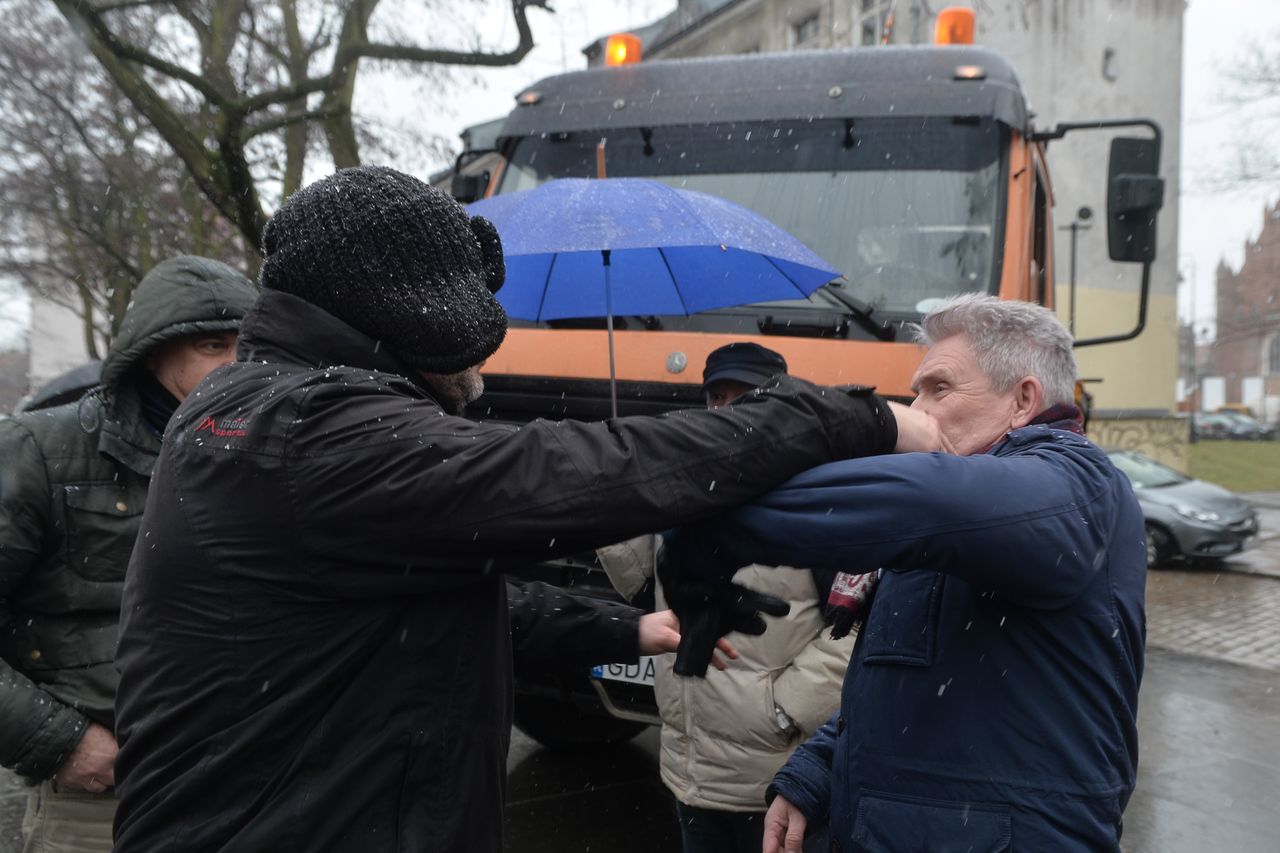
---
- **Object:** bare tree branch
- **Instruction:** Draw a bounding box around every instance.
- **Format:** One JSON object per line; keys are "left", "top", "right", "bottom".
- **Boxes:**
{"left": 92, "top": 0, "right": 167, "bottom": 13}
{"left": 245, "top": 105, "right": 347, "bottom": 140}
{"left": 65, "top": 2, "right": 230, "bottom": 104}
{"left": 36, "top": 0, "right": 553, "bottom": 257}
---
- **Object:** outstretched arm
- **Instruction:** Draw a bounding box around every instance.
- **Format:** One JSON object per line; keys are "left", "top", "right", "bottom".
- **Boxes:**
{"left": 288, "top": 377, "right": 898, "bottom": 578}
{"left": 506, "top": 581, "right": 736, "bottom": 676}
{"left": 673, "top": 440, "right": 1121, "bottom": 609}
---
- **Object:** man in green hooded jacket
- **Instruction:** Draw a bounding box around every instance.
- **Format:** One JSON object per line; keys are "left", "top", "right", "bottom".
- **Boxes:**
{"left": 0, "top": 256, "right": 258, "bottom": 851}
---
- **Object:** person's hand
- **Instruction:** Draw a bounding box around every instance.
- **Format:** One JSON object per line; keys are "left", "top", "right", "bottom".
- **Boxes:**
{"left": 638, "top": 609, "right": 740, "bottom": 670}
{"left": 887, "top": 401, "right": 954, "bottom": 454}
{"left": 654, "top": 535, "right": 789, "bottom": 677}
{"left": 664, "top": 579, "right": 790, "bottom": 677}
{"left": 763, "top": 794, "right": 809, "bottom": 853}
{"left": 53, "top": 722, "right": 117, "bottom": 792}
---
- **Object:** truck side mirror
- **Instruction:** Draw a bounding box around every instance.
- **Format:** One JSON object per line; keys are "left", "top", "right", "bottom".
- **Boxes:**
{"left": 1032, "top": 119, "right": 1163, "bottom": 347}
{"left": 451, "top": 171, "right": 490, "bottom": 203}
{"left": 1106, "top": 137, "right": 1164, "bottom": 263}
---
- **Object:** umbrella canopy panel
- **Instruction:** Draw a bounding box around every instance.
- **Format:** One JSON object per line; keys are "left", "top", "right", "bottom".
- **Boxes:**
{"left": 504, "top": 247, "right": 826, "bottom": 320}
{"left": 469, "top": 178, "right": 839, "bottom": 321}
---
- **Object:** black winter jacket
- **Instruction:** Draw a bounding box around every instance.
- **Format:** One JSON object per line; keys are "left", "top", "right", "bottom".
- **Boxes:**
{"left": 111, "top": 289, "right": 896, "bottom": 852}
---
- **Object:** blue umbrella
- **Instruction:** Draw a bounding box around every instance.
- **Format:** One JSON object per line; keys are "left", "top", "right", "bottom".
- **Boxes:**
{"left": 468, "top": 177, "right": 840, "bottom": 415}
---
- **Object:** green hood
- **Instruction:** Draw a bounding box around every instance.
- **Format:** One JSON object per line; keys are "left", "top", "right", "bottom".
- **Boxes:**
{"left": 101, "top": 256, "right": 259, "bottom": 391}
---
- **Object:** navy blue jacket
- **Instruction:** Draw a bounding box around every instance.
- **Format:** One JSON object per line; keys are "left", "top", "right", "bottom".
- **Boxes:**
{"left": 683, "top": 426, "right": 1146, "bottom": 851}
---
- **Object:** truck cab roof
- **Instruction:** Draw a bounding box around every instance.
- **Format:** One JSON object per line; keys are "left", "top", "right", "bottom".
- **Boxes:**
{"left": 500, "top": 45, "right": 1031, "bottom": 142}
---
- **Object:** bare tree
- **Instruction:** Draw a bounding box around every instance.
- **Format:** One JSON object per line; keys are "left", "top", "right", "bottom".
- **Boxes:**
{"left": 1221, "top": 39, "right": 1280, "bottom": 187}
{"left": 1, "top": 0, "right": 549, "bottom": 355}
{"left": 50, "top": 0, "right": 553, "bottom": 252}
{"left": 0, "top": 0, "right": 246, "bottom": 357}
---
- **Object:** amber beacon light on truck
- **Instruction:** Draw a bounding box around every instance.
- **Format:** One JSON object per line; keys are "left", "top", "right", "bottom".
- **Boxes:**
{"left": 935, "top": 7, "right": 977, "bottom": 45}
{"left": 604, "top": 32, "right": 642, "bottom": 66}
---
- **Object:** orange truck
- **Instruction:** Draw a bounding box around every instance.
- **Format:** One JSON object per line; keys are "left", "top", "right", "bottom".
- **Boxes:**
{"left": 456, "top": 20, "right": 1165, "bottom": 747}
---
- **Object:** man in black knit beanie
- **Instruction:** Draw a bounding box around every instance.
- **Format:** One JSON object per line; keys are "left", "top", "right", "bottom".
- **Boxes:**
{"left": 110, "top": 166, "right": 937, "bottom": 851}
{"left": 256, "top": 165, "right": 509, "bottom": 412}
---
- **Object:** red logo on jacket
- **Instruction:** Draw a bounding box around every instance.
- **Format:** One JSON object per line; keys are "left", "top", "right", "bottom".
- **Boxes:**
{"left": 194, "top": 416, "right": 250, "bottom": 438}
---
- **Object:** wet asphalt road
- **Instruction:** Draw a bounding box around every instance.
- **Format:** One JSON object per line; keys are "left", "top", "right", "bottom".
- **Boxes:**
{"left": 1123, "top": 647, "right": 1279, "bottom": 853}
{"left": 4, "top": 498, "right": 1280, "bottom": 852}
{"left": 504, "top": 726, "right": 680, "bottom": 852}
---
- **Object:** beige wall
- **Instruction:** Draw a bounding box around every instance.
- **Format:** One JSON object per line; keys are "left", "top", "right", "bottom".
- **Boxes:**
{"left": 1061, "top": 286, "right": 1184, "bottom": 468}
{"left": 1059, "top": 286, "right": 1180, "bottom": 413}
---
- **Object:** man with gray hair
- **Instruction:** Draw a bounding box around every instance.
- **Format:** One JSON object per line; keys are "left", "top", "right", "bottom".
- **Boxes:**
{"left": 667, "top": 294, "right": 1147, "bottom": 852}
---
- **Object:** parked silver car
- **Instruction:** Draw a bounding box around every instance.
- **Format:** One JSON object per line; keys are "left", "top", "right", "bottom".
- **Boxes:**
{"left": 1215, "top": 411, "right": 1278, "bottom": 441}
{"left": 1107, "top": 450, "right": 1260, "bottom": 567}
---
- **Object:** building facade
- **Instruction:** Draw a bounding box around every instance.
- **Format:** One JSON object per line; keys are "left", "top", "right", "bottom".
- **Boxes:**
{"left": 1206, "top": 202, "right": 1280, "bottom": 423}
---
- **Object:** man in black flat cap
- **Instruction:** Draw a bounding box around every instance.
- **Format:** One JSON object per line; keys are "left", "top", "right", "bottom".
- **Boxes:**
{"left": 111, "top": 166, "right": 938, "bottom": 852}
{"left": 701, "top": 342, "right": 790, "bottom": 409}
{"left": 599, "top": 342, "right": 850, "bottom": 853}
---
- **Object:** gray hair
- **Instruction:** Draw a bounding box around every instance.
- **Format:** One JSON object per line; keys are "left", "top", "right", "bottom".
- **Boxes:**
{"left": 913, "top": 294, "right": 1077, "bottom": 406}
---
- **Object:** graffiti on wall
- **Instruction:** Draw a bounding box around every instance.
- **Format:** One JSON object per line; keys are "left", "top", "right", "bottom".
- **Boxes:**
{"left": 1090, "top": 416, "right": 1189, "bottom": 471}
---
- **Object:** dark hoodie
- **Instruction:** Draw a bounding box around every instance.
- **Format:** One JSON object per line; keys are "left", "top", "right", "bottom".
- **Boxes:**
{"left": 0, "top": 256, "right": 256, "bottom": 780}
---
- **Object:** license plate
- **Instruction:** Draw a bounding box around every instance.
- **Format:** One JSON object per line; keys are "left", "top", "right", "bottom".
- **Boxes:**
{"left": 591, "top": 656, "right": 657, "bottom": 686}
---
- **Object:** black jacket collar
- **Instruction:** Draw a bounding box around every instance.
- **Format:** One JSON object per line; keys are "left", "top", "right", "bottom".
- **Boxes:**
{"left": 238, "top": 290, "right": 426, "bottom": 383}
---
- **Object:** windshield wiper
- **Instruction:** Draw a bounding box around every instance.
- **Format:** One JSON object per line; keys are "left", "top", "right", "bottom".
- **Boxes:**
{"left": 823, "top": 283, "right": 897, "bottom": 342}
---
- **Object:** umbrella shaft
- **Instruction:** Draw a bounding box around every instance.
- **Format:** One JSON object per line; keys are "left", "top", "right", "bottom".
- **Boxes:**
{"left": 605, "top": 263, "right": 618, "bottom": 418}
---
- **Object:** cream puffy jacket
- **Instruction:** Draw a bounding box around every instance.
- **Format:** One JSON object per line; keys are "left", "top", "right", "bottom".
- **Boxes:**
{"left": 598, "top": 536, "right": 853, "bottom": 811}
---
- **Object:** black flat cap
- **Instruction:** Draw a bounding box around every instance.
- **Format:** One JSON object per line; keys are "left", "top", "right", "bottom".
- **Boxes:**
{"left": 702, "top": 342, "right": 788, "bottom": 390}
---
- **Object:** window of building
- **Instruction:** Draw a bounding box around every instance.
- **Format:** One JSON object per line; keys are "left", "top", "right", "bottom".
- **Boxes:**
{"left": 1269, "top": 334, "right": 1280, "bottom": 375}
{"left": 855, "top": 0, "right": 894, "bottom": 46}
{"left": 790, "top": 13, "right": 822, "bottom": 49}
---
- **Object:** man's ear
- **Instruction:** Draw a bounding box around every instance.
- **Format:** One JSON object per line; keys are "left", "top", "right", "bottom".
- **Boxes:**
{"left": 1008, "top": 376, "right": 1045, "bottom": 429}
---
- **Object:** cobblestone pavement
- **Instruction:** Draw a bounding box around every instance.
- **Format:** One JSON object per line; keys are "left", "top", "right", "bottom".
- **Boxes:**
{"left": 1146, "top": 568, "right": 1280, "bottom": 670}
{"left": 1144, "top": 492, "right": 1280, "bottom": 672}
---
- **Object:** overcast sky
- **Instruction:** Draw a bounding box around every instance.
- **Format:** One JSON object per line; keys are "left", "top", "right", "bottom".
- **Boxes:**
{"left": 1178, "top": 0, "right": 1279, "bottom": 337}
{"left": 2, "top": 0, "right": 1275, "bottom": 351}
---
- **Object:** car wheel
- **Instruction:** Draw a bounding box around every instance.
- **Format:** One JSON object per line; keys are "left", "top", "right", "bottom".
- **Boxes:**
{"left": 1145, "top": 523, "right": 1175, "bottom": 568}
{"left": 513, "top": 693, "right": 648, "bottom": 751}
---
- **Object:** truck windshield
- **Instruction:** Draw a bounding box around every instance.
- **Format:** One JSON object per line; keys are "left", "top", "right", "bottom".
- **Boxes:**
{"left": 498, "top": 117, "right": 1006, "bottom": 317}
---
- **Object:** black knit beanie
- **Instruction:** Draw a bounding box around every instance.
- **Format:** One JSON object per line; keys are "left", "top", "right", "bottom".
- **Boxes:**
{"left": 259, "top": 166, "right": 507, "bottom": 374}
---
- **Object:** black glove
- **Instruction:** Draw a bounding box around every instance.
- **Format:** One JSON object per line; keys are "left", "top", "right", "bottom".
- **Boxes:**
{"left": 658, "top": 569, "right": 790, "bottom": 678}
